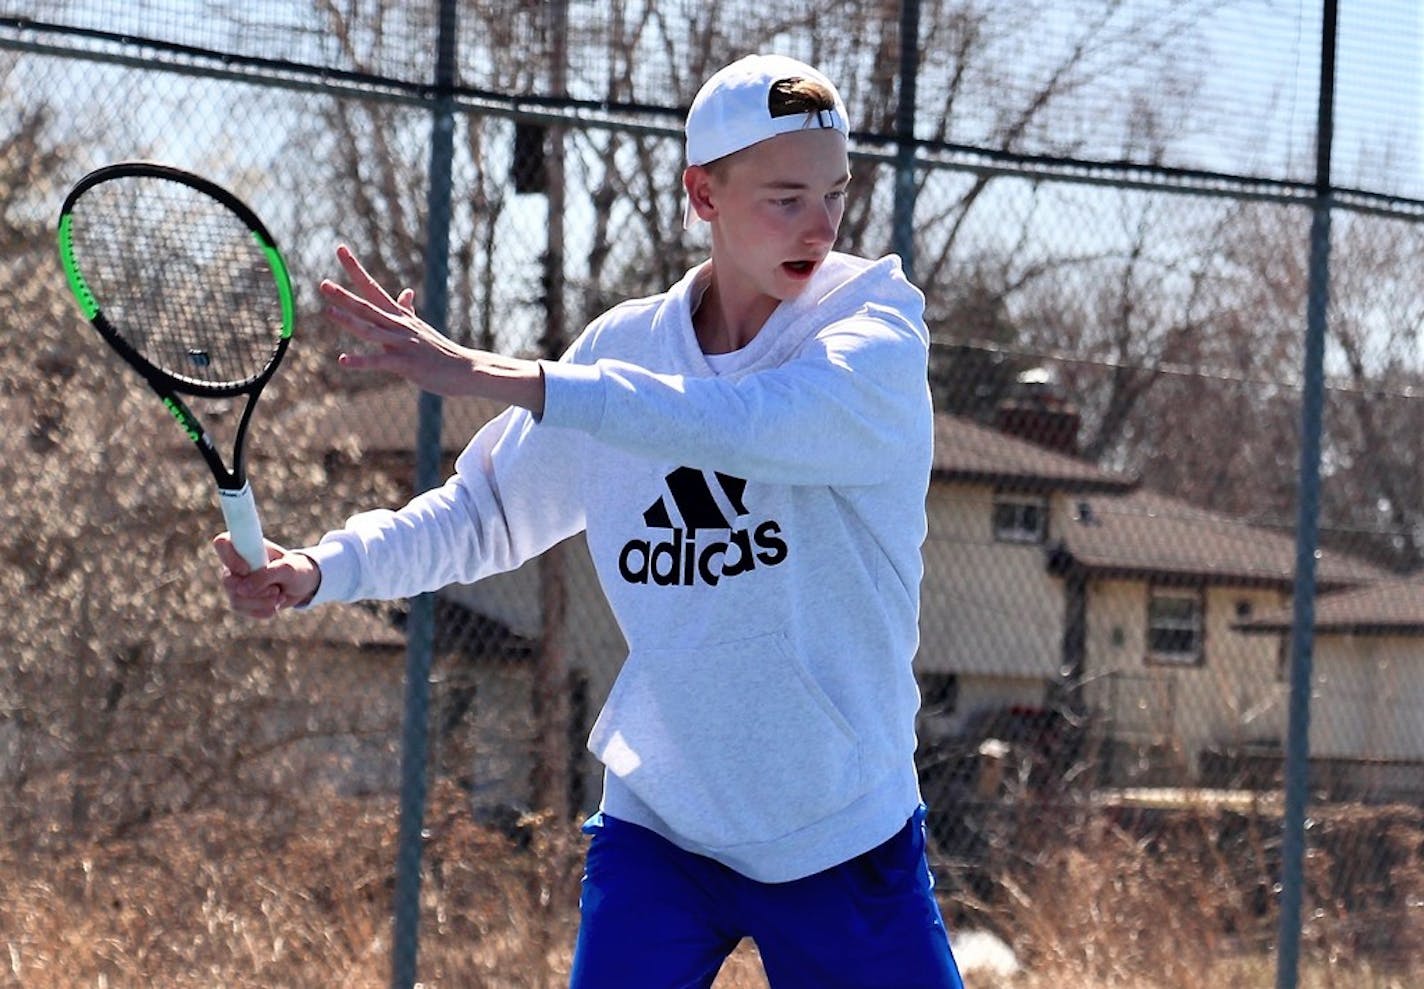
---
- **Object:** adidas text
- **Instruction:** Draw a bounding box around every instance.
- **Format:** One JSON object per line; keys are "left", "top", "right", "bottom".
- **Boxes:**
{"left": 618, "top": 521, "right": 788, "bottom": 587}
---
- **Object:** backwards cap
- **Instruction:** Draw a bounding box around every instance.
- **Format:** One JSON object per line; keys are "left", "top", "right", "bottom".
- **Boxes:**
{"left": 682, "top": 54, "right": 849, "bottom": 228}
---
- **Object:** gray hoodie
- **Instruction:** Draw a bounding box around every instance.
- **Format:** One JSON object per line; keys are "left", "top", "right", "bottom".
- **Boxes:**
{"left": 304, "top": 251, "right": 933, "bottom": 882}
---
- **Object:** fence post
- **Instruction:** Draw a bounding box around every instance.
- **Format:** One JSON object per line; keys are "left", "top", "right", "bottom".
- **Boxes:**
{"left": 892, "top": 0, "right": 920, "bottom": 280}
{"left": 392, "top": 0, "right": 458, "bottom": 986}
{"left": 533, "top": 0, "right": 573, "bottom": 821}
{"left": 1276, "top": 3, "right": 1337, "bottom": 988}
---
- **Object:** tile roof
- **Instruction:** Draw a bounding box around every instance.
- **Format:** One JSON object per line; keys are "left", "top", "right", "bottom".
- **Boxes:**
{"left": 1051, "top": 488, "right": 1389, "bottom": 590}
{"left": 1235, "top": 578, "right": 1424, "bottom": 635}
{"left": 932, "top": 415, "right": 1137, "bottom": 493}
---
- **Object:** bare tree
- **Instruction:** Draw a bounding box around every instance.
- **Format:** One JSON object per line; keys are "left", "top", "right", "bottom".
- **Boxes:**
{"left": 1318, "top": 213, "right": 1424, "bottom": 570}
{"left": 0, "top": 42, "right": 416, "bottom": 841}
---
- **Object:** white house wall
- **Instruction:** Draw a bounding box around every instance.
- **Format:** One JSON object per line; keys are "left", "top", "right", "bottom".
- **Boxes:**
{"left": 949, "top": 675, "right": 1054, "bottom": 732}
{"left": 1085, "top": 580, "right": 1289, "bottom": 772}
{"left": 918, "top": 484, "right": 1063, "bottom": 678}
{"left": 1313, "top": 636, "right": 1424, "bottom": 761}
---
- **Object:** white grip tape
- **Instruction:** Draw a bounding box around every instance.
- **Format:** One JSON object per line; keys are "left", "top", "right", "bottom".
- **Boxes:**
{"left": 219, "top": 483, "right": 267, "bottom": 571}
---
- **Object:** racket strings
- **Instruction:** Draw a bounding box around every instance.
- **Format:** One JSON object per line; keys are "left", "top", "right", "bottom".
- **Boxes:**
{"left": 67, "top": 177, "right": 285, "bottom": 390}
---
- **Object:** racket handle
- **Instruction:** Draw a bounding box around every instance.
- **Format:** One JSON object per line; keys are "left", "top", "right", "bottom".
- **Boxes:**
{"left": 219, "top": 482, "right": 267, "bottom": 571}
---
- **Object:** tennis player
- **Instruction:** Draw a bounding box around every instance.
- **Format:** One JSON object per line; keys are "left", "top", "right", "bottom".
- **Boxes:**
{"left": 216, "top": 54, "right": 964, "bottom": 989}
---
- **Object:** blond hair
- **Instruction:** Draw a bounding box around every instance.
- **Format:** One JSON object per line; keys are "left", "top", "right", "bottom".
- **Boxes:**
{"left": 767, "top": 77, "right": 837, "bottom": 118}
{"left": 701, "top": 76, "right": 839, "bottom": 180}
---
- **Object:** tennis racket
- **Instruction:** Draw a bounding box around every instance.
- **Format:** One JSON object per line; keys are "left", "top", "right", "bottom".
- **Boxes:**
{"left": 56, "top": 161, "right": 295, "bottom": 570}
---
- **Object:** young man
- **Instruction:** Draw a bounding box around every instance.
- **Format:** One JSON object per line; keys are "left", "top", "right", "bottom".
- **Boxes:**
{"left": 216, "top": 54, "right": 964, "bottom": 989}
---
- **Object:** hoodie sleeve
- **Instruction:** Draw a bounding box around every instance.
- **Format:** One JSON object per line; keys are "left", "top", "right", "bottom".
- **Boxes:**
{"left": 302, "top": 404, "right": 588, "bottom": 607}
{"left": 295, "top": 298, "right": 623, "bottom": 615}
{"left": 538, "top": 302, "right": 930, "bottom": 488}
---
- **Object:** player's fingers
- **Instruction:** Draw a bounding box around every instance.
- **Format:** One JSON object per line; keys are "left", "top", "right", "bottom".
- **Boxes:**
{"left": 234, "top": 560, "right": 302, "bottom": 611}
{"left": 241, "top": 559, "right": 287, "bottom": 592}
{"left": 219, "top": 570, "right": 279, "bottom": 618}
{"left": 214, "top": 537, "right": 298, "bottom": 620}
{"left": 275, "top": 588, "right": 312, "bottom": 611}
{"left": 231, "top": 589, "right": 282, "bottom": 620}
{"left": 321, "top": 292, "right": 434, "bottom": 358}
{"left": 212, "top": 532, "right": 253, "bottom": 577}
{"left": 321, "top": 280, "right": 403, "bottom": 329}
{"left": 337, "top": 351, "right": 373, "bottom": 372}
{"left": 335, "top": 350, "right": 423, "bottom": 384}
{"left": 335, "top": 244, "right": 400, "bottom": 310}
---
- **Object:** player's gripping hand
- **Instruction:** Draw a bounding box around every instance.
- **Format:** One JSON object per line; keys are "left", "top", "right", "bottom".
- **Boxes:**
{"left": 213, "top": 534, "right": 321, "bottom": 620}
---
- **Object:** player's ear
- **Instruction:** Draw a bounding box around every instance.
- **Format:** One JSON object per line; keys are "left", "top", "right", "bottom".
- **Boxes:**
{"left": 683, "top": 165, "right": 718, "bottom": 223}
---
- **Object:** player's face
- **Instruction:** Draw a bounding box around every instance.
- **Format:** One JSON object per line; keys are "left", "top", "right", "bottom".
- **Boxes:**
{"left": 693, "top": 129, "right": 850, "bottom": 304}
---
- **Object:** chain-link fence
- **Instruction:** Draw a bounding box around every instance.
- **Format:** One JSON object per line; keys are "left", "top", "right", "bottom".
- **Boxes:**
{"left": 2, "top": 2, "right": 1422, "bottom": 987}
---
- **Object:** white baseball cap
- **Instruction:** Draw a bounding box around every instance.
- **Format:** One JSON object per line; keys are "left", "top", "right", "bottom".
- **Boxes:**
{"left": 682, "top": 54, "right": 850, "bottom": 229}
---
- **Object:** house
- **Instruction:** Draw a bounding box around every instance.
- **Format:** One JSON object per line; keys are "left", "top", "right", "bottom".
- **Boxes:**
{"left": 924, "top": 409, "right": 1390, "bottom": 786}
{"left": 1233, "top": 579, "right": 1424, "bottom": 801}
{"left": 917, "top": 413, "right": 1136, "bottom": 738}
{"left": 286, "top": 384, "right": 1395, "bottom": 807}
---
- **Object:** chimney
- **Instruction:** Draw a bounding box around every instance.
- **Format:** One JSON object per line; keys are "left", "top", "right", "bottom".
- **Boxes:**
{"left": 995, "top": 367, "right": 1081, "bottom": 456}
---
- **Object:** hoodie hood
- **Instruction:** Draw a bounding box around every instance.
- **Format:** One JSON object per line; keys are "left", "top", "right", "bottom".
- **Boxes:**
{"left": 666, "top": 251, "right": 927, "bottom": 375}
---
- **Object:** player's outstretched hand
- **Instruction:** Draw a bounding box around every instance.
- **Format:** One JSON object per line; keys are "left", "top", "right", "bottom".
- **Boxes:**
{"left": 213, "top": 534, "right": 321, "bottom": 619}
{"left": 320, "top": 244, "right": 545, "bottom": 414}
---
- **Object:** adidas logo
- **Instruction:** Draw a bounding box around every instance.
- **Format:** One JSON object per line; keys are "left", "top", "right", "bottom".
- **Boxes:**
{"left": 618, "top": 467, "right": 788, "bottom": 587}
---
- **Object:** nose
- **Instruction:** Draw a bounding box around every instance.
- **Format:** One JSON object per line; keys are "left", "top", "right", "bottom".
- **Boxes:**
{"left": 803, "top": 201, "right": 837, "bottom": 248}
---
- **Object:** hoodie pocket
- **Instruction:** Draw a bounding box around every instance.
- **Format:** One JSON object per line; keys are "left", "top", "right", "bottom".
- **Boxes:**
{"left": 588, "top": 631, "right": 865, "bottom": 850}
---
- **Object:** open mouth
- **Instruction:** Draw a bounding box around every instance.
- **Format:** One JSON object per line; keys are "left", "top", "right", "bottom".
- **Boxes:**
{"left": 782, "top": 260, "right": 816, "bottom": 276}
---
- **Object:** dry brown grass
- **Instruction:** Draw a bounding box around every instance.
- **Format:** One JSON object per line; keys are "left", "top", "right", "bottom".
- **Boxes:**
{"left": 933, "top": 795, "right": 1424, "bottom": 989}
{"left": 0, "top": 782, "right": 774, "bottom": 989}
{"left": 2, "top": 786, "right": 1420, "bottom": 988}
{"left": 3, "top": 783, "right": 562, "bottom": 988}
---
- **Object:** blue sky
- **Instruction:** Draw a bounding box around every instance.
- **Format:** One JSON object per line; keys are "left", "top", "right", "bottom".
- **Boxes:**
{"left": 1335, "top": 0, "right": 1422, "bottom": 192}
{"left": 1203, "top": 0, "right": 1423, "bottom": 193}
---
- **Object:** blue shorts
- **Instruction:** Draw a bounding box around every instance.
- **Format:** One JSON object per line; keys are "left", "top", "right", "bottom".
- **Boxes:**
{"left": 568, "top": 806, "right": 964, "bottom": 989}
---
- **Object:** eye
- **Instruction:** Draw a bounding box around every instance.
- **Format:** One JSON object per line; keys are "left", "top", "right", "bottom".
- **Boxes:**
{"left": 773, "top": 196, "right": 800, "bottom": 208}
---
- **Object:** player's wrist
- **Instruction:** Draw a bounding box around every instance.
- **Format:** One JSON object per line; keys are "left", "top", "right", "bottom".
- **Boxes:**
{"left": 291, "top": 551, "right": 322, "bottom": 608}
{"left": 473, "top": 354, "right": 545, "bottom": 416}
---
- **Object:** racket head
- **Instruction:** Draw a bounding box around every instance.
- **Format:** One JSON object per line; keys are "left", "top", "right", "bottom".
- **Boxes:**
{"left": 57, "top": 161, "right": 295, "bottom": 399}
